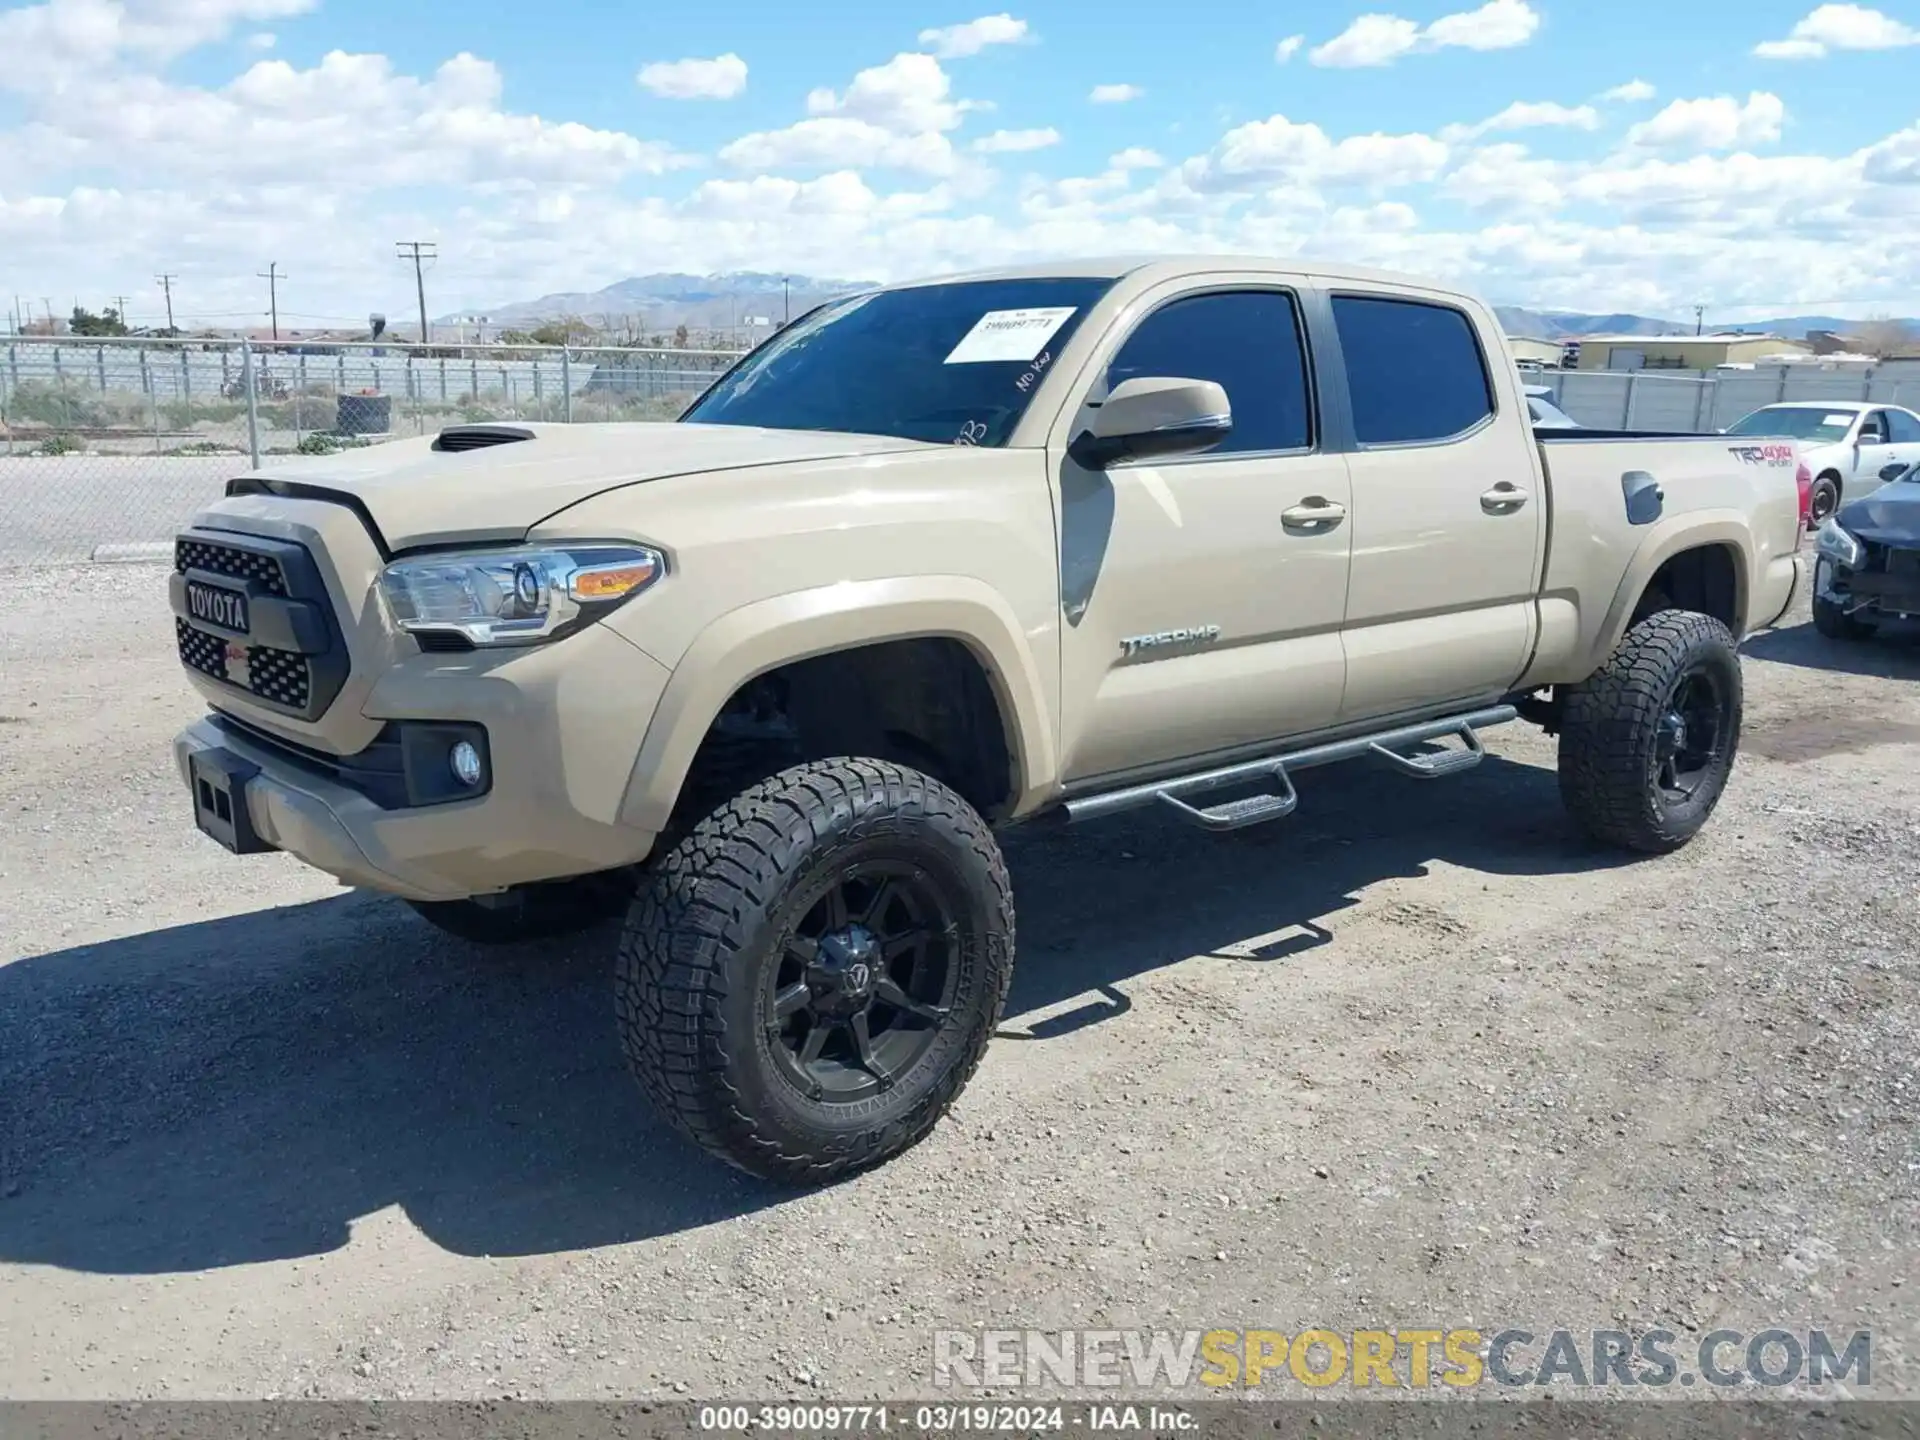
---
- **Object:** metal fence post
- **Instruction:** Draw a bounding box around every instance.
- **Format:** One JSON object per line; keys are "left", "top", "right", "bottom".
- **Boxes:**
{"left": 1691, "top": 378, "right": 1706, "bottom": 432}
{"left": 561, "top": 347, "right": 573, "bottom": 423}
{"left": 241, "top": 340, "right": 262, "bottom": 468}
{"left": 1622, "top": 373, "right": 1636, "bottom": 429}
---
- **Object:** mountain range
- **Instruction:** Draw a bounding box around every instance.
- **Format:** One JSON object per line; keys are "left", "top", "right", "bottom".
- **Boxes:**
{"left": 449, "top": 272, "right": 1911, "bottom": 343}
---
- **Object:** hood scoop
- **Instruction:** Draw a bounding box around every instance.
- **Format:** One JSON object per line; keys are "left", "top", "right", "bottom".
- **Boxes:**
{"left": 433, "top": 425, "right": 534, "bottom": 453}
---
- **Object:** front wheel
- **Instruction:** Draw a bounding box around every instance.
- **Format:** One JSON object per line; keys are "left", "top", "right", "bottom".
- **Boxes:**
{"left": 1556, "top": 610, "right": 1743, "bottom": 854}
{"left": 617, "top": 759, "right": 1014, "bottom": 1182}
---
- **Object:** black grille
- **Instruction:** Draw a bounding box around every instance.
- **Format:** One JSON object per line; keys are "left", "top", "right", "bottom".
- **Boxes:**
{"left": 175, "top": 537, "right": 288, "bottom": 596}
{"left": 175, "top": 618, "right": 313, "bottom": 711}
{"left": 174, "top": 529, "right": 345, "bottom": 720}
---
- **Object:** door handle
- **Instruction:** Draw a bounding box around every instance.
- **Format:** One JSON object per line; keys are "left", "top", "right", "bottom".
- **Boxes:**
{"left": 1481, "top": 483, "right": 1529, "bottom": 514}
{"left": 1281, "top": 497, "right": 1346, "bottom": 530}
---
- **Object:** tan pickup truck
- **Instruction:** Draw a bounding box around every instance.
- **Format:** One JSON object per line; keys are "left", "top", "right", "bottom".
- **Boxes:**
{"left": 170, "top": 256, "right": 1807, "bottom": 1179}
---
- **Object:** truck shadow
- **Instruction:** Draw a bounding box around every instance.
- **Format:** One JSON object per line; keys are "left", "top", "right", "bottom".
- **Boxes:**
{"left": 1743, "top": 618, "right": 1920, "bottom": 679}
{"left": 0, "top": 751, "right": 1632, "bottom": 1277}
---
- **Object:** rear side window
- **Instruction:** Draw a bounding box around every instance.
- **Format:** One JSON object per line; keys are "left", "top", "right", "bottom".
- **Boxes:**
{"left": 1890, "top": 409, "right": 1920, "bottom": 443}
{"left": 1105, "top": 291, "right": 1313, "bottom": 454}
{"left": 1332, "top": 295, "right": 1494, "bottom": 446}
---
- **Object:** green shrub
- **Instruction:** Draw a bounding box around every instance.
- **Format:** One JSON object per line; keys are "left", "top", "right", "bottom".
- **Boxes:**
{"left": 31, "top": 434, "right": 86, "bottom": 456}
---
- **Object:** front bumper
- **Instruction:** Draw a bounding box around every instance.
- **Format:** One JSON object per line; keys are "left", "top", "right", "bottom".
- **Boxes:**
{"left": 172, "top": 620, "right": 671, "bottom": 901}
{"left": 1817, "top": 547, "right": 1920, "bottom": 620}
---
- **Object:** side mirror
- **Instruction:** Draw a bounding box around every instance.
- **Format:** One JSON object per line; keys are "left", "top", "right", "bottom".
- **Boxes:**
{"left": 1859, "top": 427, "right": 1885, "bottom": 445}
{"left": 1881, "top": 461, "right": 1914, "bottom": 483}
{"left": 1069, "top": 376, "right": 1231, "bottom": 469}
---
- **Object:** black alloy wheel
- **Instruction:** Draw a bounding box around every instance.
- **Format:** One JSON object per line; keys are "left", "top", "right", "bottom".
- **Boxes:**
{"left": 766, "top": 861, "right": 959, "bottom": 1103}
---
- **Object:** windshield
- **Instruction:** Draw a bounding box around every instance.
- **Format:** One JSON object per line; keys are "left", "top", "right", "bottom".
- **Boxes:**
{"left": 681, "top": 277, "right": 1114, "bottom": 446}
{"left": 1727, "top": 407, "right": 1855, "bottom": 442}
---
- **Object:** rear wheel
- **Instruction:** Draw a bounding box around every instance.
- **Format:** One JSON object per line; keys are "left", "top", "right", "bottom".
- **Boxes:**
{"left": 1809, "top": 473, "right": 1841, "bottom": 525}
{"left": 1557, "top": 610, "right": 1743, "bottom": 854}
{"left": 617, "top": 758, "right": 1013, "bottom": 1182}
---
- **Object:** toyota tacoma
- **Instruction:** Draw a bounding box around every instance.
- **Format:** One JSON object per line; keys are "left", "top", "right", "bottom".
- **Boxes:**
{"left": 170, "top": 257, "right": 1807, "bottom": 1180}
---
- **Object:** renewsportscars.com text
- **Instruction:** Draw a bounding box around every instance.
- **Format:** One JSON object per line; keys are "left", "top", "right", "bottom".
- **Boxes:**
{"left": 932, "top": 1328, "right": 1872, "bottom": 1391}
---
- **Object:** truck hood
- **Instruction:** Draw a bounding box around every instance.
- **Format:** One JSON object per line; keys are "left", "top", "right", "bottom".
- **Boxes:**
{"left": 1838, "top": 480, "right": 1920, "bottom": 548}
{"left": 226, "top": 422, "right": 930, "bottom": 550}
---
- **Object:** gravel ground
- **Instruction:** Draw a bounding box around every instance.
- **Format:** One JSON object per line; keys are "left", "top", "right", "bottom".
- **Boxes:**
{"left": 0, "top": 564, "right": 1915, "bottom": 1401}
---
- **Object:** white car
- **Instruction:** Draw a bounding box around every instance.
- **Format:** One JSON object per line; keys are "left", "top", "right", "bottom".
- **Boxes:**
{"left": 1724, "top": 402, "right": 1920, "bottom": 523}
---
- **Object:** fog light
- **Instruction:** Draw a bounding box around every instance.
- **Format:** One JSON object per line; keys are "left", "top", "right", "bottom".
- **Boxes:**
{"left": 449, "top": 740, "right": 484, "bottom": 788}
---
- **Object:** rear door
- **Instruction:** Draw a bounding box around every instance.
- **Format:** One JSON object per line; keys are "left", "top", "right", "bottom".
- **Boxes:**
{"left": 1325, "top": 288, "right": 1545, "bottom": 722}
{"left": 1049, "top": 278, "right": 1352, "bottom": 783}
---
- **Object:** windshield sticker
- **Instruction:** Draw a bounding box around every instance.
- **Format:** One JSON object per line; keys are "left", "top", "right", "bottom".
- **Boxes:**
{"left": 1824, "top": 414, "right": 1853, "bottom": 426}
{"left": 944, "top": 307, "right": 1078, "bottom": 365}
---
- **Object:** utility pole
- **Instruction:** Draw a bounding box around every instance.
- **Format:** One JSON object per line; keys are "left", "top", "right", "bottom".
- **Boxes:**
{"left": 258, "top": 262, "right": 284, "bottom": 340}
{"left": 783, "top": 276, "right": 791, "bottom": 326}
{"left": 396, "top": 241, "right": 436, "bottom": 345}
{"left": 155, "top": 274, "right": 177, "bottom": 334}
{"left": 1694, "top": 304, "right": 1705, "bottom": 337}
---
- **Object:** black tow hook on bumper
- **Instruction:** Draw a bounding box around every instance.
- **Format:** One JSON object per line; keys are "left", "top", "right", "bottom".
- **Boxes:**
{"left": 189, "top": 746, "right": 276, "bottom": 855}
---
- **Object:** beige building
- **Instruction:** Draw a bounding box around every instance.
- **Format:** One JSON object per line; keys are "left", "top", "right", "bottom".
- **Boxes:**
{"left": 1570, "top": 333, "right": 1812, "bottom": 372}
{"left": 1506, "top": 335, "right": 1568, "bottom": 368}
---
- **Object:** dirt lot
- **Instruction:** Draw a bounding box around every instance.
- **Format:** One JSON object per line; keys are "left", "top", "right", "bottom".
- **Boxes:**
{"left": 0, "top": 564, "right": 1915, "bottom": 1401}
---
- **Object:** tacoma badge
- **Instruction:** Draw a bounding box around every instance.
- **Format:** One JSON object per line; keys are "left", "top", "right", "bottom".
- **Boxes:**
{"left": 1120, "top": 625, "right": 1223, "bottom": 659}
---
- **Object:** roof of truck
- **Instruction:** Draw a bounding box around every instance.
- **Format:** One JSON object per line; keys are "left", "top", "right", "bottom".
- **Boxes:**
{"left": 893, "top": 254, "right": 1472, "bottom": 297}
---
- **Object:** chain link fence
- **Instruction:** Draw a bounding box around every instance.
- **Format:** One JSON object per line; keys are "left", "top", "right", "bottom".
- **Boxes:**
{"left": 9, "top": 333, "right": 1920, "bottom": 568}
{"left": 1, "top": 336, "right": 744, "bottom": 566}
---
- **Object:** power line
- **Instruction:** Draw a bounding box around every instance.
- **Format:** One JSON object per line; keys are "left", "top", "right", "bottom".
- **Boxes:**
{"left": 258, "top": 261, "right": 285, "bottom": 340}
{"left": 155, "top": 273, "right": 177, "bottom": 333}
{"left": 395, "top": 241, "right": 436, "bottom": 344}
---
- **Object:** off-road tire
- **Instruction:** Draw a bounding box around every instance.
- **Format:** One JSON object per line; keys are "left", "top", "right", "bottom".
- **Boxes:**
{"left": 617, "top": 758, "right": 1014, "bottom": 1183}
{"left": 1557, "top": 610, "right": 1743, "bottom": 854}
{"left": 407, "top": 869, "right": 634, "bottom": 944}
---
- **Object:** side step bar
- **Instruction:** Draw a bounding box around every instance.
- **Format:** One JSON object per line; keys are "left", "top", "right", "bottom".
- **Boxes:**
{"left": 1063, "top": 705, "right": 1517, "bottom": 832}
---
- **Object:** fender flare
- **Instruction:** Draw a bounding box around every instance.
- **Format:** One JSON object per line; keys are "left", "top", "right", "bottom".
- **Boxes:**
{"left": 1591, "top": 514, "right": 1755, "bottom": 664}
{"left": 617, "top": 576, "right": 1058, "bottom": 832}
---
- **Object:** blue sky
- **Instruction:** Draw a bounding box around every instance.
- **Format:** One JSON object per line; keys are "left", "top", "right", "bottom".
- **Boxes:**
{"left": 3, "top": 0, "right": 1919, "bottom": 330}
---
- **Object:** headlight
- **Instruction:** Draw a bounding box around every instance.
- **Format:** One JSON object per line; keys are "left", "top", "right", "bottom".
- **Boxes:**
{"left": 378, "top": 543, "right": 664, "bottom": 647}
{"left": 1815, "top": 518, "right": 1864, "bottom": 571}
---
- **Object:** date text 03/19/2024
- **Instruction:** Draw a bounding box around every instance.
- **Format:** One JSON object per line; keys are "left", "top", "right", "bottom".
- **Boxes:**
{"left": 698, "top": 1405, "right": 1197, "bottom": 1432}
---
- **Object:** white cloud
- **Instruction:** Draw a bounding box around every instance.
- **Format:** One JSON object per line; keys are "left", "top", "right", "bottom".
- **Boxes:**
{"left": 1755, "top": 4, "right": 1920, "bottom": 59}
{"left": 1423, "top": 0, "right": 1540, "bottom": 50}
{"left": 1184, "top": 113, "right": 1451, "bottom": 191}
{"left": 1311, "top": 0, "right": 1538, "bottom": 67}
{"left": 1275, "top": 34, "right": 1304, "bottom": 63}
{"left": 1110, "top": 147, "right": 1163, "bottom": 169}
{"left": 0, "top": 0, "right": 316, "bottom": 87}
{"left": 1443, "top": 100, "right": 1599, "bottom": 142}
{"left": 636, "top": 53, "right": 747, "bottom": 100}
{"left": 1600, "top": 79, "right": 1656, "bottom": 103}
{"left": 807, "top": 52, "right": 964, "bottom": 133}
{"left": 1626, "top": 92, "right": 1786, "bottom": 151}
{"left": 917, "top": 13, "right": 1028, "bottom": 58}
{"left": 1089, "top": 82, "right": 1143, "bottom": 103}
{"left": 246, "top": 30, "right": 276, "bottom": 49}
{"left": 971, "top": 127, "right": 1059, "bottom": 153}
{"left": 720, "top": 118, "right": 957, "bottom": 175}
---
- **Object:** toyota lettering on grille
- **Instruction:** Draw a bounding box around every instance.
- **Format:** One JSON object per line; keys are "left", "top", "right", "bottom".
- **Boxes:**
{"left": 185, "top": 580, "right": 250, "bottom": 634}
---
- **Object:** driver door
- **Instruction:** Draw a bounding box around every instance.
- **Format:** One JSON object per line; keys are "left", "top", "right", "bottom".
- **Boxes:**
{"left": 1049, "top": 279, "right": 1352, "bottom": 784}
{"left": 1853, "top": 410, "right": 1895, "bottom": 499}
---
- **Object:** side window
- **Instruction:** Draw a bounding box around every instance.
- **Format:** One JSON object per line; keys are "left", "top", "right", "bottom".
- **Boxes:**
{"left": 1105, "top": 291, "right": 1312, "bottom": 454}
{"left": 1332, "top": 295, "right": 1495, "bottom": 446}
{"left": 1888, "top": 409, "right": 1920, "bottom": 444}
{"left": 1862, "top": 410, "right": 1892, "bottom": 442}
